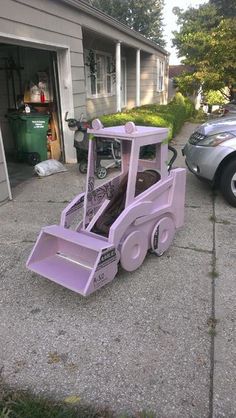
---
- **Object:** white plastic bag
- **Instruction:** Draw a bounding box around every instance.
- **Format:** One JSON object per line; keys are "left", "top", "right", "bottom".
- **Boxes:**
{"left": 30, "top": 82, "right": 41, "bottom": 103}
{"left": 34, "top": 159, "right": 67, "bottom": 177}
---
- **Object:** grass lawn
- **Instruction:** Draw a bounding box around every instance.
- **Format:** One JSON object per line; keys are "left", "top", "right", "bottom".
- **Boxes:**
{"left": 0, "top": 385, "right": 156, "bottom": 418}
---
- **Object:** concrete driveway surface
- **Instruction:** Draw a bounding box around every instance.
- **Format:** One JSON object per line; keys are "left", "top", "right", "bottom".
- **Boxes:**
{"left": 0, "top": 122, "right": 235, "bottom": 417}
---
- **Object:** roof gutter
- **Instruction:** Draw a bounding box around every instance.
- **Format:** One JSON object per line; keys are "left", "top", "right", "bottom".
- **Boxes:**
{"left": 59, "top": 0, "right": 169, "bottom": 56}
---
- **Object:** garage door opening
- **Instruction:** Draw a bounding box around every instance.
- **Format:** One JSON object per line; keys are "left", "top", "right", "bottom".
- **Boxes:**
{"left": 0, "top": 44, "right": 63, "bottom": 189}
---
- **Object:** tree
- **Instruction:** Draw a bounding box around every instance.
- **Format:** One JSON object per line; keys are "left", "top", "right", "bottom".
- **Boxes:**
{"left": 209, "top": 0, "right": 236, "bottom": 18}
{"left": 89, "top": 0, "right": 129, "bottom": 26}
{"left": 89, "top": 0, "right": 166, "bottom": 47}
{"left": 172, "top": 3, "right": 236, "bottom": 99}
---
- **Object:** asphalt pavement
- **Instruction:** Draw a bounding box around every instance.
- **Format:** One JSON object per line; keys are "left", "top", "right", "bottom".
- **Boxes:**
{"left": 0, "top": 122, "right": 235, "bottom": 417}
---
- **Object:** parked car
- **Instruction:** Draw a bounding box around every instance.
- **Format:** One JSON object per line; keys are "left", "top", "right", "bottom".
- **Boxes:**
{"left": 182, "top": 116, "right": 236, "bottom": 206}
{"left": 222, "top": 100, "right": 236, "bottom": 116}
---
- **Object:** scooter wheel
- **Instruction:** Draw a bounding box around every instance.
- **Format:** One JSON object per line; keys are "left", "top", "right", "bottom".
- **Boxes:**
{"left": 96, "top": 166, "right": 107, "bottom": 179}
{"left": 79, "top": 161, "right": 88, "bottom": 174}
{"left": 28, "top": 152, "right": 40, "bottom": 166}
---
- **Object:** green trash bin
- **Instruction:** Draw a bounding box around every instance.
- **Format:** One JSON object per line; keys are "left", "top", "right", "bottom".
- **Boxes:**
{"left": 8, "top": 113, "right": 49, "bottom": 165}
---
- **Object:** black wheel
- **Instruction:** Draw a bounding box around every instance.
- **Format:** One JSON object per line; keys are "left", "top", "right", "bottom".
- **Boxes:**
{"left": 28, "top": 152, "right": 40, "bottom": 166}
{"left": 96, "top": 166, "right": 107, "bottom": 179}
{"left": 79, "top": 160, "right": 87, "bottom": 174}
{"left": 220, "top": 159, "right": 236, "bottom": 207}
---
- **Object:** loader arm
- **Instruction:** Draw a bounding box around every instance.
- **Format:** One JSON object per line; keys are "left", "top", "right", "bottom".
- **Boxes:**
{"left": 60, "top": 175, "right": 121, "bottom": 230}
{"left": 60, "top": 192, "right": 85, "bottom": 228}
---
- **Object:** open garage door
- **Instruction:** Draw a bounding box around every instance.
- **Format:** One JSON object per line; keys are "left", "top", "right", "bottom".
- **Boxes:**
{"left": 0, "top": 44, "right": 65, "bottom": 197}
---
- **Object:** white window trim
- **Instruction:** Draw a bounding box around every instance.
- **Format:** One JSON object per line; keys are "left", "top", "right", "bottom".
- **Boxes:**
{"left": 157, "top": 57, "right": 165, "bottom": 93}
{"left": 84, "top": 49, "right": 115, "bottom": 99}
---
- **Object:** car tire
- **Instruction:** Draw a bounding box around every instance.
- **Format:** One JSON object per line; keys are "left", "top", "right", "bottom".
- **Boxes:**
{"left": 220, "top": 159, "right": 236, "bottom": 207}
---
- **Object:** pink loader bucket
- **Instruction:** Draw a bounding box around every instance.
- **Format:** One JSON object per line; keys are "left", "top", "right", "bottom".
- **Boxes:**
{"left": 26, "top": 225, "right": 119, "bottom": 296}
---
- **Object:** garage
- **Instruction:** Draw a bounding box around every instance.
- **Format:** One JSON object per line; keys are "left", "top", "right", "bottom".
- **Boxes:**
{"left": 0, "top": 43, "right": 63, "bottom": 189}
{"left": 0, "top": 0, "right": 86, "bottom": 204}
{"left": 0, "top": 0, "right": 169, "bottom": 204}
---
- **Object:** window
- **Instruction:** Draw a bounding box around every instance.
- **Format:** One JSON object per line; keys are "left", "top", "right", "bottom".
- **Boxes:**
{"left": 84, "top": 50, "right": 114, "bottom": 97}
{"left": 157, "top": 58, "right": 165, "bottom": 92}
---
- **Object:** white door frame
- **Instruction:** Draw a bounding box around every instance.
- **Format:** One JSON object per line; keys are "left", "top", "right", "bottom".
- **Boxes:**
{"left": 0, "top": 126, "right": 12, "bottom": 202}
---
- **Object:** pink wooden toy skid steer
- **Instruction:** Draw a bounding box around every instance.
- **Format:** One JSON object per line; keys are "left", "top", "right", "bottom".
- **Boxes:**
{"left": 27, "top": 120, "right": 186, "bottom": 296}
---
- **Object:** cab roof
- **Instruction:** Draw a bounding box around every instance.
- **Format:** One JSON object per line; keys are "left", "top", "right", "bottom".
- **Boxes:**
{"left": 87, "top": 125, "right": 169, "bottom": 144}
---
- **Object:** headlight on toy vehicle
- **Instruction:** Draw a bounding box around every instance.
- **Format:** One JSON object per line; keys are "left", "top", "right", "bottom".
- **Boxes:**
{"left": 199, "top": 132, "right": 235, "bottom": 147}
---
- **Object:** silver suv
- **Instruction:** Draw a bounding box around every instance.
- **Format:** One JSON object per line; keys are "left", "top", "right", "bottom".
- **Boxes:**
{"left": 182, "top": 116, "right": 236, "bottom": 206}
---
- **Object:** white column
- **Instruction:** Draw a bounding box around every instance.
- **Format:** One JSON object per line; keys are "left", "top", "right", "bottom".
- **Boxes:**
{"left": 136, "top": 49, "right": 140, "bottom": 107}
{"left": 116, "top": 41, "right": 121, "bottom": 112}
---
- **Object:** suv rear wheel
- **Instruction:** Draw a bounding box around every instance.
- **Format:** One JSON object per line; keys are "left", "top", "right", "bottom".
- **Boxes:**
{"left": 220, "top": 159, "right": 236, "bottom": 207}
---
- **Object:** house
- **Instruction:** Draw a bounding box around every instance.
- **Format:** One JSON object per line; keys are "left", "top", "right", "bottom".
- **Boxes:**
{"left": 0, "top": 0, "right": 169, "bottom": 203}
{"left": 168, "top": 65, "right": 206, "bottom": 109}
{"left": 168, "top": 65, "right": 193, "bottom": 101}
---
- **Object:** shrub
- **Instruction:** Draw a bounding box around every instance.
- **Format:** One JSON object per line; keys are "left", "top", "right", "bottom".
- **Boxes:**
{"left": 203, "top": 90, "right": 227, "bottom": 105}
{"left": 98, "top": 93, "right": 194, "bottom": 141}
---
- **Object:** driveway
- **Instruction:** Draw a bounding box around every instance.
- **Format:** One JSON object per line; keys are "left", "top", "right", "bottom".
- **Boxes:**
{"left": 0, "top": 122, "right": 235, "bottom": 417}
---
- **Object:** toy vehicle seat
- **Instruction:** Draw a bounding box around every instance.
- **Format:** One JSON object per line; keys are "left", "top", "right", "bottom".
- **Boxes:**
{"left": 92, "top": 170, "right": 160, "bottom": 237}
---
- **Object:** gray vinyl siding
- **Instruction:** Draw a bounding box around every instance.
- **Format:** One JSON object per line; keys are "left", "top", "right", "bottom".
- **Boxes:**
{"left": 141, "top": 54, "right": 158, "bottom": 105}
{"left": 126, "top": 49, "right": 136, "bottom": 109}
{"left": 126, "top": 52, "right": 167, "bottom": 108}
{"left": 0, "top": 0, "right": 168, "bottom": 131}
{"left": 83, "top": 32, "right": 117, "bottom": 119}
{"left": 0, "top": 0, "right": 168, "bottom": 202}
{"left": 1, "top": 0, "right": 168, "bottom": 117}
{"left": 0, "top": 0, "right": 169, "bottom": 115}
{"left": 70, "top": 52, "right": 84, "bottom": 68}
{"left": 0, "top": 0, "right": 85, "bottom": 118}
{"left": 140, "top": 53, "right": 167, "bottom": 105}
{"left": 0, "top": 0, "right": 82, "bottom": 39}
{"left": 86, "top": 97, "right": 117, "bottom": 119}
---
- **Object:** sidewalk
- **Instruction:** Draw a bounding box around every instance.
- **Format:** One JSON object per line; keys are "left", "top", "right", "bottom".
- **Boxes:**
{"left": 0, "top": 122, "right": 235, "bottom": 417}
